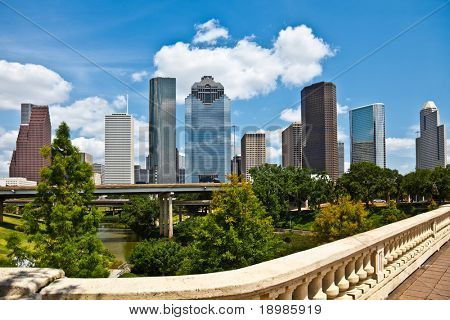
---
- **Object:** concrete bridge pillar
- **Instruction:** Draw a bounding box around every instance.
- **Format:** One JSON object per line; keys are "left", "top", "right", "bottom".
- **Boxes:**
{"left": 159, "top": 193, "right": 174, "bottom": 239}
{"left": 159, "top": 194, "right": 164, "bottom": 236}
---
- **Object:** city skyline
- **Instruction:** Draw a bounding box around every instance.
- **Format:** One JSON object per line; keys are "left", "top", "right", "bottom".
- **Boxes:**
{"left": 0, "top": 0, "right": 449, "bottom": 177}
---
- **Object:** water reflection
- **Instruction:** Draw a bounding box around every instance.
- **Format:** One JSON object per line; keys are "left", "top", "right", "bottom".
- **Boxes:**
{"left": 97, "top": 223, "right": 138, "bottom": 262}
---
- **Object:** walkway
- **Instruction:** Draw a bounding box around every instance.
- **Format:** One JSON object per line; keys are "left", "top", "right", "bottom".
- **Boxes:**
{"left": 389, "top": 241, "right": 450, "bottom": 300}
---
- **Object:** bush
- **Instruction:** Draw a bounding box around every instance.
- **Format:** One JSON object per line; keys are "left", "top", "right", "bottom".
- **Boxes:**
{"left": 129, "top": 239, "right": 186, "bottom": 276}
{"left": 428, "top": 200, "right": 439, "bottom": 211}
{"left": 379, "top": 202, "right": 407, "bottom": 225}
{"left": 174, "top": 217, "right": 202, "bottom": 246}
{"left": 313, "top": 197, "right": 369, "bottom": 243}
{"left": 179, "top": 176, "right": 281, "bottom": 274}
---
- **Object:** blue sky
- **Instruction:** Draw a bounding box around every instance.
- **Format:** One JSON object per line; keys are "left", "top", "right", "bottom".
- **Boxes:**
{"left": 0, "top": 0, "right": 449, "bottom": 177}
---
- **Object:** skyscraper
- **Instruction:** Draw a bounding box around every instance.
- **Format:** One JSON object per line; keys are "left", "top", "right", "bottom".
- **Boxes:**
{"left": 338, "top": 142, "right": 345, "bottom": 177}
{"left": 149, "top": 77, "right": 176, "bottom": 184}
{"left": 9, "top": 104, "right": 51, "bottom": 182}
{"left": 79, "top": 152, "right": 93, "bottom": 164}
{"left": 231, "top": 155, "right": 242, "bottom": 176}
{"left": 282, "top": 122, "right": 303, "bottom": 168}
{"left": 301, "top": 82, "right": 338, "bottom": 180}
{"left": 93, "top": 163, "right": 105, "bottom": 185}
{"left": 185, "top": 76, "right": 231, "bottom": 183}
{"left": 349, "top": 103, "right": 386, "bottom": 168}
{"left": 241, "top": 133, "right": 266, "bottom": 181}
{"left": 104, "top": 113, "right": 134, "bottom": 184}
{"left": 416, "top": 101, "right": 447, "bottom": 169}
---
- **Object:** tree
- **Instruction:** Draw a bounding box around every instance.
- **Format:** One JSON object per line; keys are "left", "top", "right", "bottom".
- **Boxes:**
{"left": 129, "top": 239, "right": 185, "bottom": 276}
{"left": 249, "top": 165, "right": 290, "bottom": 223}
{"left": 313, "top": 197, "right": 369, "bottom": 243}
{"left": 377, "top": 168, "right": 402, "bottom": 202}
{"left": 337, "top": 162, "right": 382, "bottom": 205}
{"left": 431, "top": 166, "right": 450, "bottom": 203}
{"left": 15, "top": 122, "right": 111, "bottom": 277}
{"left": 402, "top": 169, "right": 434, "bottom": 202}
{"left": 121, "top": 195, "right": 159, "bottom": 239}
{"left": 285, "top": 166, "right": 315, "bottom": 211}
{"left": 379, "top": 201, "right": 407, "bottom": 225}
{"left": 180, "top": 176, "right": 281, "bottom": 274}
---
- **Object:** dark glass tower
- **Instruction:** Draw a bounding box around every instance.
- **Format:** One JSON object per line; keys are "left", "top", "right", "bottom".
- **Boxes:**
{"left": 9, "top": 104, "right": 51, "bottom": 182}
{"left": 149, "top": 77, "right": 177, "bottom": 184}
{"left": 301, "top": 82, "right": 338, "bottom": 180}
{"left": 185, "top": 76, "right": 231, "bottom": 183}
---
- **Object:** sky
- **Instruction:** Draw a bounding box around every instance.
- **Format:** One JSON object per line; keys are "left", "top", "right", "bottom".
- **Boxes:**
{"left": 0, "top": 0, "right": 449, "bottom": 178}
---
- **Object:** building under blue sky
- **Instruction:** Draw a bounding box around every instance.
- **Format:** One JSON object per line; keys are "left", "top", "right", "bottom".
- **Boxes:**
{"left": 0, "top": 0, "right": 448, "bottom": 177}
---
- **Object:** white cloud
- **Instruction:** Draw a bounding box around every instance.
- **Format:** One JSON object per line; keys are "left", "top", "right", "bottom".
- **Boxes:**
{"left": 386, "top": 137, "right": 416, "bottom": 159}
{"left": 338, "top": 126, "right": 348, "bottom": 141}
{"left": 193, "top": 19, "right": 229, "bottom": 45}
{"left": 0, "top": 60, "right": 72, "bottom": 110}
{"left": 131, "top": 70, "right": 150, "bottom": 82}
{"left": 154, "top": 23, "right": 334, "bottom": 103}
{"left": 72, "top": 137, "right": 105, "bottom": 164}
{"left": 257, "top": 127, "right": 284, "bottom": 163}
{"left": 280, "top": 105, "right": 301, "bottom": 122}
{"left": 0, "top": 127, "right": 18, "bottom": 177}
{"left": 337, "top": 103, "right": 349, "bottom": 115}
{"left": 50, "top": 95, "right": 126, "bottom": 139}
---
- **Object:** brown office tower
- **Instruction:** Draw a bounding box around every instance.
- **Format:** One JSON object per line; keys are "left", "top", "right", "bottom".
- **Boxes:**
{"left": 301, "top": 82, "right": 338, "bottom": 180}
{"left": 9, "top": 104, "right": 51, "bottom": 182}
{"left": 282, "top": 122, "right": 303, "bottom": 168}
{"left": 241, "top": 133, "right": 266, "bottom": 181}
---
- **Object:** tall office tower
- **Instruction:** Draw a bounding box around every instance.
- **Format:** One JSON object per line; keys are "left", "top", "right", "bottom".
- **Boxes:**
{"left": 338, "top": 142, "right": 345, "bottom": 177}
{"left": 176, "top": 148, "right": 186, "bottom": 183}
{"left": 104, "top": 113, "right": 134, "bottom": 184}
{"left": 416, "top": 101, "right": 447, "bottom": 169}
{"left": 301, "top": 82, "right": 338, "bottom": 180}
{"left": 349, "top": 103, "right": 386, "bottom": 168}
{"left": 79, "top": 152, "right": 93, "bottom": 164}
{"left": 93, "top": 163, "right": 105, "bottom": 185}
{"left": 241, "top": 133, "right": 266, "bottom": 181}
{"left": 9, "top": 104, "right": 51, "bottom": 182}
{"left": 282, "top": 122, "right": 303, "bottom": 168}
{"left": 231, "top": 155, "right": 242, "bottom": 176}
{"left": 134, "top": 165, "right": 150, "bottom": 184}
{"left": 185, "top": 76, "right": 231, "bottom": 183}
{"left": 148, "top": 77, "right": 176, "bottom": 184}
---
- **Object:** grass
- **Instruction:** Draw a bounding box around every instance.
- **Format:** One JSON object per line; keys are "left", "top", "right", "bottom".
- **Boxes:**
{"left": 277, "top": 232, "right": 318, "bottom": 256}
{"left": 0, "top": 214, "right": 27, "bottom": 263}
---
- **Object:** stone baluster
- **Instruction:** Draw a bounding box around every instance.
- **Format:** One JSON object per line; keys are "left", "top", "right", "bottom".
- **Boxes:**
{"left": 355, "top": 254, "right": 367, "bottom": 281}
{"left": 292, "top": 278, "right": 310, "bottom": 300}
{"left": 309, "top": 273, "right": 327, "bottom": 300}
{"left": 277, "top": 285, "right": 295, "bottom": 300}
{"left": 373, "top": 245, "right": 385, "bottom": 283}
{"left": 363, "top": 251, "right": 375, "bottom": 276}
{"left": 335, "top": 262, "right": 351, "bottom": 299}
{"left": 323, "top": 268, "right": 339, "bottom": 299}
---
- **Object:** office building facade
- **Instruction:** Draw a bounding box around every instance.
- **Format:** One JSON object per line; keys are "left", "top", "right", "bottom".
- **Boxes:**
{"left": 149, "top": 77, "right": 177, "bottom": 184}
{"left": 231, "top": 155, "right": 242, "bottom": 176}
{"left": 416, "top": 101, "right": 447, "bottom": 169}
{"left": 9, "top": 104, "right": 51, "bottom": 182}
{"left": 349, "top": 103, "right": 386, "bottom": 168}
{"left": 282, "top": 122, "right": 303, "bottom": 168}
{"left": 104, "top": 113, "right": 134, "bottom": 184}
{"left": 79, "top": 152, "right": 93, "bottom": 165}
{"left": 338, "top": 142, "right": 345, "bottom": 177}
{"left": 241, "top": 133, "right": 266, "bottom": 181}
{"left": 301, "top": 82, "right": 338, "bottom": 180}
{"left": 185, "top": 76, "right": 231, "bottom": 183}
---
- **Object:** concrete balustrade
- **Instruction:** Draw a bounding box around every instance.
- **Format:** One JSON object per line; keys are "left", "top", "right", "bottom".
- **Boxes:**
{"left": 1, "top": 205, "right": 449, "bottom": 300}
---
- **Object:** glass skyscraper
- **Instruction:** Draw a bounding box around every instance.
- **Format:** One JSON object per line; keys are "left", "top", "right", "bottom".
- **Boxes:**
{"left": 349, "top": 103, "right": 386, "bottom": 168}
{"left": 149, "top": 77, "right": 176, "bottom": 184}
{"left": 416, "top": 101, "right": 447, "bottom": 169}
{"left": 185, "top": 76, "right": 231, "bottom": 183}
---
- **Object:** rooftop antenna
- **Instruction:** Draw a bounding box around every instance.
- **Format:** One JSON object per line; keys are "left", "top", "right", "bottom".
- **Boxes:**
{"left": 126, "top": 93, "right": 129, "bottom": 114}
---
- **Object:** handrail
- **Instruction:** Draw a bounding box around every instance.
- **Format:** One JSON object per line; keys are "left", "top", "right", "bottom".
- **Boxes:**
{"left": 7, "top": 205, "right": 450, "bottom": 300}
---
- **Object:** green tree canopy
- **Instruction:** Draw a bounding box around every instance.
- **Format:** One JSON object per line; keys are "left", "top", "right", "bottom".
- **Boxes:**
{"left": 249, "top": 164, "right": 290, "bottom": 222}
{"left": 16, "top": 122, "right": 111, "bottom": 277}
{"left": 181, "top": 176, "right": 281, "bottom": 274}
{"left": 121, "top": 195, "right": 159, "bottom": 239}
{"left": 431, "top": 166, "right": 450, "bottom": 202}
{"left": 313, "top": 197, "right": 369, "bottom": 243}
{"left": 402, "top": 169, "right": 435, "bottom": 202}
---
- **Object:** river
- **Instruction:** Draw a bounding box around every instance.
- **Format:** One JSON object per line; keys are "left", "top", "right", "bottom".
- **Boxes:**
{"left": 97, "top": 223, "right": 138, "bottom": 262}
